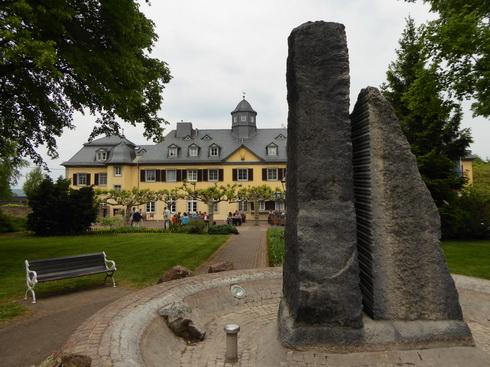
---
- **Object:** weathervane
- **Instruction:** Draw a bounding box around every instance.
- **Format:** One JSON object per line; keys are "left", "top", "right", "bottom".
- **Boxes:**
{"left": 242, "top": 91, "right": 246, "bottom": 99}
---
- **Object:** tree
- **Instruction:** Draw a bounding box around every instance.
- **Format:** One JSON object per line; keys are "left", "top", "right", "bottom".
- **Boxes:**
{"left": 27, "top": 177, "right": 98, "bottom": 235}
{"left": 237, "top": 185, "right": 280, "bottom": 226}
{"left": 155, "top": 188, "right": 184, "bottom": 214}
{"left": 23, "top": 166, "right": 46, "bottom": 198}
{"left": 0, "top": 142, "right": 27, "bottom": 200}
{"left": 96, "top": 188, "right": 159, "bottom": 223}
{"left": 405, "top": 0, "right": 490, "bottom": 117}
{"left": 472, "top": 157, "right": 490, "bottom": 197}
{"left": 1, "top": 0, "right": 172, "bottom": 166}
{"left": 181, "top": 181, "right": 241, "bottom": 225}
{"left": 381, "top": 17, "right": 472, "bottom": 207}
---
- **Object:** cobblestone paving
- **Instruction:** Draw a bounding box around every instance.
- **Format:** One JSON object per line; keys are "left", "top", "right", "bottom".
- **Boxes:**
{"left": 62, "top": 225, "right": 490, "bottom": 366}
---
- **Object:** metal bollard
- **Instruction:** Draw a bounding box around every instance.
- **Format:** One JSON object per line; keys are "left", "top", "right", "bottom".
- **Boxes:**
{"left": 224, "top": 323, "right": 240, "bottom": 362}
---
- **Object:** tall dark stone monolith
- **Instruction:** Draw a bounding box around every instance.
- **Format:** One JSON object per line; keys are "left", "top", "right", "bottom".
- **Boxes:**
{"left": 278, "top": 21, "right": 364, "bottom": 347}
{"left": 351, "top": 87, "right": 467, "bottom": 322}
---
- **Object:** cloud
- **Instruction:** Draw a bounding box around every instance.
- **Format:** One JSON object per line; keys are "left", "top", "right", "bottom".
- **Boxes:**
{"left": 14, "top": 0, "right": 488, "bottom": 187}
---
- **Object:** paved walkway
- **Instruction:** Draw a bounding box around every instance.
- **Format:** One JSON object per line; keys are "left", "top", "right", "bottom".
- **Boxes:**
{"left": 2, "top": 222, "right": 490, "bottom": 366}
{"left": 0, "top": 221, "right": 271, "bottom": 367}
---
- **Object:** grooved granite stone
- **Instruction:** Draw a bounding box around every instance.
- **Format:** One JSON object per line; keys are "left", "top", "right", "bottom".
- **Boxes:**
{"left": 279, "top": 21, "right": 363, "bottom": 346}
{"left": 350, "top": 87, "right": 466, "bottom": 322}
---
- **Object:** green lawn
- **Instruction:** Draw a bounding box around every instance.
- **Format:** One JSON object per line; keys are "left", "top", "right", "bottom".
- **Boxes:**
{"left": 442, "top": 240, "right": 490, "bottom": 280}
{"left": 0, "top": 232, "right": 230, "bottom": 323}
{"left": 267, "top": 228, "right": 490, "bottom": 281}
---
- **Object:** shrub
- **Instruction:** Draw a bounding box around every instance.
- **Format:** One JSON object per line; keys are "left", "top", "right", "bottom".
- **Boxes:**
{"left": 98, "top": 216, "right": 124, "bottom": 228}
{"left": 267, "top": 227, "right": 285, "bottom": 267}
{"left": 0, "top": 210, "right": 27, "bottom": 233}
{"left": 182, "top": 219, "right": 207, "bottom": 234}
{"left": 208, "top": 224, "right": 239, "bottom": 235}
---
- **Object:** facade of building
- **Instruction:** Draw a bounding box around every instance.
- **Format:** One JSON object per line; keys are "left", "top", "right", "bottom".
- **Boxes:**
{"left": 63, "top": 99, "right": 287, "bottom": 221}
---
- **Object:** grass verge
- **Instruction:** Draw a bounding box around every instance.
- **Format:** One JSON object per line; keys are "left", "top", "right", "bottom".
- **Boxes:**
{"left": 0, "top": 232, "right": 230, "bottom": 323}
{"left": 267, "top": 229, "right": 490, "bottom": 281}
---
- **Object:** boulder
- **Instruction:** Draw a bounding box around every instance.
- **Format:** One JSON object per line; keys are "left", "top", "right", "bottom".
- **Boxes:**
{"left": 157, "top": 265, "right": 192, "bottom": 284}
{"left": 159, "top": 301, "right": 206, "bottom": 342}
{"left": 208, "top": 261, "right": 235, "bottom": 273}
{"left": 38, "top": 352, "right": 91, "bottom": 367}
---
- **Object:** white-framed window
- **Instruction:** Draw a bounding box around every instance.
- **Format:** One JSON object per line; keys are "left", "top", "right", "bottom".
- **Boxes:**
{"left": 187, "top": 169, "right": 198, "bottom": 182}
{"left": 238, "top": 201, "right": 248, "bottom": 212}
{"left": 237, "top": 168, "right": 248, "bottom": 181}
{"left": 114, "top": 185, "right": 122, "bottom": 191}
{"left": 96, "top": 150, "right": 107, "bottom": 161}
{"left": 146, "top": 169, "right": 156, "bottom": 182}
{"left": 267, "top": 168, "right": 278, "bottom": 181}
{"left": 166, "top": 169, "right": 177, "bottom": 182}
{"left": 146, "top": 202, "right": 156, "bottom": 213}
{"left": 166, "top": 199, "right": 177, "bottom": 213}
{"left": 233, "top": 116, "right": 237, "bottom": 123}
{"left": 212, "top": 202, "right": 219, "bottom": 214}
{"left": 168, "top": 146, "right": 178, "bottom": 157}
{"left": 250, "top": 116, "right": 255, "bottom": 122}
{"left": 276, "top": 201, "right": 286, "bottom": 211}
{"left": 98, "top": 173, "right": 107, "bottom": 186}
{"left": 210, "top": 146, "right": 219, "bottom": 157}
{"left": 187, "top": 198, "right": 198, "bottom": 213}
{"left": 189, "top": 145, "right": 199, "bottom": 157}
{"left": 77, "top": 173, "right": 87, "bottom": 186}
{"left": 114, "top": 166, "right": 122, "bottom": 177}
{"left": 267, "top": 144, "right": 278, "bottom": 156}
{"left": 208, "top": 169, "right": 219, "bottom": 182}
{"left": 240, "top": 115, "right": 246, "bottom": 122}
{"left": 259, "top": 201, "right": 266, "bottom": 211}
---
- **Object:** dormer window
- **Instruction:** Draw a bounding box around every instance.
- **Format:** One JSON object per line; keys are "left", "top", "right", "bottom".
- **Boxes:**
{"left": 168, "top": 145, "right": 179, "bottom": 157}
{"left": 240, "top": 116, "right": 246, "bottom": 122}
{"left": 189, "top": 145, "right": 199, "bottom": 157}
{"left": 96, "top": 149, "right": 107, "bottom": 162}
{"left": 267, "top": 144, "right": 278, "bottom": 156}
{"left": 209, "top": 144, "right": 220, "bottom": 157}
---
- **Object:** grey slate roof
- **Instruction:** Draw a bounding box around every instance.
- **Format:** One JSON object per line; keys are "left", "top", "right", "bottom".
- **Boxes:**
{"left": 62, "top": 99, "right": 287, "bottom": 167}
{"left": 62, "top": 136, "right": 138, "bottom": 167}
{"left": 138, "top": 126, "right": 287, "bottom": 165}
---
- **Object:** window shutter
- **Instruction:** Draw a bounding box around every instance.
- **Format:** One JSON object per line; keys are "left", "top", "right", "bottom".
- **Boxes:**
{"left": 278, "top": 168, "right": 284, "bottom": 180}
{"left": 73, "top": 174, "right": 77, "bottom": 185}
{"left": 197, "top": 169, "right": 203, "bottom": 182}
{"left": 262, "top": 168, "right": 267, "bottom": 181}
{"left": 219, "top": 169, "right": 224, "bottom": 181}
{"left": 182, "top": 170, "right": 187, "bottom": 181}
{"left": 203, "top": 169, "right": 208, "bottom": 182}
{"left": 161, "top": 170, "right": 167, "bottom": 182}
{"left": 232, "top": 169, "right": 237, "bottom": 181}
{"left": 86, "top": 174, "right": 91, "bottom": 186}
{"left": 248, "top": 168, "right": 253, "bottom": 181}
{"left": 156, "top": 170, "right": 161, "bottom": 182}
{"left": 140, "top": 170, "right": 146, "bottom": 182}
{"left": 94, "top": 174, "right": 99, "bottom": 186}
{"left": 265, "top": 201, "right": 275, "bottom": 210}
{"left": 177, "top": 170, "right": 182, "bottom": 182}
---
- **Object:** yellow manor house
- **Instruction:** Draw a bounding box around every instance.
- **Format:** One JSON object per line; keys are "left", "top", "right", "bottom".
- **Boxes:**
{"left": 63, "top": 98, "right": 287, "bottom": 222}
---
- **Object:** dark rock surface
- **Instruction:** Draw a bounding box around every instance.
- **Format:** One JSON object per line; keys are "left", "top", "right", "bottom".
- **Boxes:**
{"left": 208, "top": 261, "right": 235, "bottom": 273}
{"left": 279, "top": 21, "right": 363, "bottom": 346}
{"left": 350, "top": 87, "right": 467, "bottom": 322}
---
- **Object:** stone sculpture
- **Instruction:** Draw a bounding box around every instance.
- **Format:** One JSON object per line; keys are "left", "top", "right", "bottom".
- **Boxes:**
{"left": 279, "top": 21, "right": 473, "bottom": 350}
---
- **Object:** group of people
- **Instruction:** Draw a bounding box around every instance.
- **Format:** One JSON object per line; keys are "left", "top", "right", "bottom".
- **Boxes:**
{"left": 129, "top": 207, "right": 144, "bottom": 227}
{"left": 268, "top": 210, "right": 286, "bottom": 226}
{"left": 163, "top": 208, "right": 209, "bottom": 228}
{"left": 227, "top": 210, "right": 246, "bottom": 226}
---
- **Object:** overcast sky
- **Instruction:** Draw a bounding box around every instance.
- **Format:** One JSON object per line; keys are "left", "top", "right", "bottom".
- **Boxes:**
{"left": 14, "top": 0, "right": 489, "bottom": 188}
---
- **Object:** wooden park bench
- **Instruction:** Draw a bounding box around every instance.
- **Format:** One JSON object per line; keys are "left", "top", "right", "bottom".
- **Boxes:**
{"left": 25, "top": 252, "right": 117, "bottom": 303}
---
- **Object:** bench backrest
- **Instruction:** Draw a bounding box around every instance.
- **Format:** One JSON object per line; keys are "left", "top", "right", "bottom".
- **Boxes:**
{"left": 27, "top": 252, "right": 107, "bottom": 274}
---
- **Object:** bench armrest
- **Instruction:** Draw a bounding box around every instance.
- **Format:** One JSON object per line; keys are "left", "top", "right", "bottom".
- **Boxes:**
{"left": 25, "top": 260, "right": 38, "bottom": 286}
{"left": 103, "top": 252, "right": 117, "bottom": 271}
